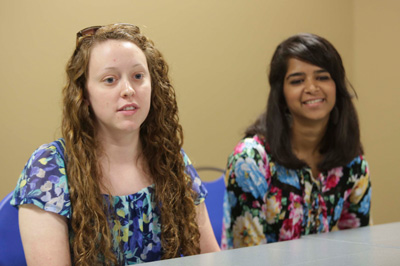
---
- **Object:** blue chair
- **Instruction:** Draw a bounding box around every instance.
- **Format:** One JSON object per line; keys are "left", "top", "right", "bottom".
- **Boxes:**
{"left": 0, "top": 192, "right": 27, "bottom": 266}
{"left": 203, "top": 174, "right": 225, "bottom": 246}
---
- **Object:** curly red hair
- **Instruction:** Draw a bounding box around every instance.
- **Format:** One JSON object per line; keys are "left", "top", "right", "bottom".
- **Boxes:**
{"left": 62, "top": 24, "right": 200, "bottom": 265}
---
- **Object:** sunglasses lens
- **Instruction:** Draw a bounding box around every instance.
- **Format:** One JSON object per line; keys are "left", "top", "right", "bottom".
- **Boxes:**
{"left": 75, "top": 24, "right": 135, "bottom": 47}
{"left": 76, "top": 26, "right": 102, "bottom": 46}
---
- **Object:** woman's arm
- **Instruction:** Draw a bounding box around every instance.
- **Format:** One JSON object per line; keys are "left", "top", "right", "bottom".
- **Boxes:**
{"left": 19, "top": 204, "right": 72, "bottom": 266}
{"left": 339, "top": 157, "right": 372, "bottom": 229}
{"left": 222, "top": 136, "right": 270, "bottom": 248}
{"left": 197, "top": 202, "right": 220, "bottom": 253}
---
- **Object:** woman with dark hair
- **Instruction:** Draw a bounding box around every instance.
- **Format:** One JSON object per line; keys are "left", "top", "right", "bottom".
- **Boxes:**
{"left": 221, "top": 33, "right": 371, "bottom": 249}
{"left": 11, "top": 23, "right": 219, "bottom": 265}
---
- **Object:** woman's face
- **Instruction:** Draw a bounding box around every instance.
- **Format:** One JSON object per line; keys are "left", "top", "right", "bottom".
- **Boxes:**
{"left": 86, "top": 39, "right": 152, "bottom": 138}
{"left": 283, "top": 58, "right": 336, "bottom": 127}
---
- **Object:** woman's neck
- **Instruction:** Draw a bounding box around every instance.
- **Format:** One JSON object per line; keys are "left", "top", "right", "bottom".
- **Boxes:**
{"left": 291, "top": 120, "right": 328, "bottom": 177}
{"left": 97, "top": 131, "right": 142, "bottom": 164}
{"left": 291, "top": 122, "right": 326, "bottom": 154}
{"left": 96, "top": 131, "right": 153, "bottom": 196}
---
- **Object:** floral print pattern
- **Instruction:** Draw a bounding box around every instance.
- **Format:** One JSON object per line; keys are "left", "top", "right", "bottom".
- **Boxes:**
{"left": 11, "top": 139, "right": 207, "bottom": 264}
{"left": 221, "top": 135, "right": 371, "bottom": 249}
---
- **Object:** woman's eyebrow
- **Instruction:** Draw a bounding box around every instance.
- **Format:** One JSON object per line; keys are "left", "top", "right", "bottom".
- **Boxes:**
{"left": 314, "top": 69, "right": 329, "bottom": 74}
{"left": 285, "top": 72, "right": 304, "bottom": 80}
{"left": 286, "top": 69, "right": 329, "bottom": 80}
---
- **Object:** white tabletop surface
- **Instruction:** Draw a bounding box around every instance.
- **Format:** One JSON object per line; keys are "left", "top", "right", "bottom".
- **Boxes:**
{"left": 145, "top": 222, "right": 400, "bottom": 266}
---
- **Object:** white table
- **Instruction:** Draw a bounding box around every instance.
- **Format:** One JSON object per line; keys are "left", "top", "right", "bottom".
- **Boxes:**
{"left": 146, "top": 222, "right": 400, "bottom": 266}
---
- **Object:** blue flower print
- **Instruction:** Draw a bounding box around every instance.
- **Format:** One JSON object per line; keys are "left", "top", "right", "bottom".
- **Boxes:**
{"left": 181, "top": 149, "right": 189, "bottom": 164}
{"left": 11, "top": 140, "right": 215, "bottom": 263}
{"left": 275, "top": 164, "right": 301, "bottom": 189}
{"left": 223, "top": 192, "right": 232, "bottom": 226}
{"left": 185, "top": 163, "right": 199, "bottom": 180}
{"left": 318, "top": 213, "right": 325, "bottom": 232}
{"left": 347, "top": 156, "right": 361, "bottom": 168}
{"left": 334, "top": 198, "right": 344, "bottom": 221}
{"left": 242, "top": 138, "right": 262, "bottom": 157}
{"left": 30, "top": 166, "right": 44, "bottom": 178}
{"left": 266, "top": 233, "right": 277, "bottom": 243}
{"left": 234, "top": 157, "right": 268, "bottom": 199}
{"left": 28, "top": 178, "right": 39, "bottom": 191}
{"left": 222, "top": 135, "right": 372, "bottom": 249}
{"left": 228, "top": 190, "right": 237, "bottom": 208}
{"left": 188, "top": 168, "right": 201, "bottom": 195}
{"left": 48, "top": 175, "right": 60, "bottom": 183}
{"left": 359, "top": 188, "right": 371, "bottom": 215}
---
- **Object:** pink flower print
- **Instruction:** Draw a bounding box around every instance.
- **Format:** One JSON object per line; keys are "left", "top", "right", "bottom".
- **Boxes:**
{"left": 288, "top": 193, "right": 303, "bottom": 235}
{"left": 343, "top": 188, "right": 352, "bottom": 201}
{"left": 317, "top": 194, "right": 330, "bottom": 232}
{"left": 338, "top": 201, "right": 361, "bottom": 229}
{"left": 253, "top": 135, "right": 264, "bottom": 145}
{"left": 279, "top": 219, "right": 301, "bottom": 241}
{"left": 252, "top": 200, "right": 261, "bottom": 208}
{"left": 289, "top": 192, "right": 302, "bottom": 203}
{"left": 323, "top": 167, "right": 343, "bottom": 192}
{"left": 240, "top": 193, "right": 247, "bottom": 201}
{"left": 220, "top": 223, "right": 228, "bottom": 250}
{"left": 234, "top": 142, "right": 245, "bottom": 155}
{"left": 253, "top": 135, "right": 268, "bottom": 163}
{"left": 269, "top": 186, "right": 282, "bottom": 202}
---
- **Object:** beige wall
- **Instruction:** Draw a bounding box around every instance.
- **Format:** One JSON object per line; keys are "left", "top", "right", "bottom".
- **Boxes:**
{"left": 353, "top": 0, "right": 400, "bottom": 224}
{"left": 0, "top": 0, "right": 398, "bottom": 225}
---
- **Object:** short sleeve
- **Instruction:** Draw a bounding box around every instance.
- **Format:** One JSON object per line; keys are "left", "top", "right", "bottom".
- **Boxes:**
{"left": 181, "top": 149, "right": 208, "bottom": 205}
{"left": 338, "top": 155, "right": 371, "bottom": 229}
{"left": 221, "top": 135, "right": 270, "bottom": 249}
{"left": 10, "top": 142, "right": 71, "bottom": 218}
{"left": 226, "top": 136, "right": 270, "bottom": 200}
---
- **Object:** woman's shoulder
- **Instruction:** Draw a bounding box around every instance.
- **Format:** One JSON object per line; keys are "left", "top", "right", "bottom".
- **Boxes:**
{"left": 227, "top": 135, "right": 271, "bottom": 178}
{"left": 11, "top": 139, "right": 70, "bottom": 217}
{"left": 22, "top": 139, "right": 66, "bottom": 173}
{"left": 325, "top": 154, "right": 369, "bottom": 183}
{"left": 27, "top": 138, "right": 66, "bottom": 162}
{"left": 180, "top": 149, "right": 207, "bottom": 205}
{"left": 226, "top": 135, "right": 270, "bottom": 199}
{"left": 345, "top": 154, "right": 369, "bottom": 175}
{"left": 230, "top": 134, "right": 269, "bottom": 159}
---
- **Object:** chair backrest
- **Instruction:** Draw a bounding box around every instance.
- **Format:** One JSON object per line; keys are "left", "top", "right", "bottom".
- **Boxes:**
{"left": 203, "top": 175, "right": 225, "bottom": 246}
{"left": 0, "top": 192, "right": 27, "bottom": 266}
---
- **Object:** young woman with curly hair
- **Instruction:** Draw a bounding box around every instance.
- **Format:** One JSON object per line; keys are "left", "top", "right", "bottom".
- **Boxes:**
{"left": 221, "top": 33, "right": 371, "bottom": 249}
{"left": 11, "top": 23, "right": 219, "bottom": 265}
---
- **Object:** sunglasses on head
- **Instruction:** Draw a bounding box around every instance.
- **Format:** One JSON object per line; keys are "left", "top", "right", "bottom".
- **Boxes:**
{"left": 75, "top": 23, "right": 135, "bottom": 47}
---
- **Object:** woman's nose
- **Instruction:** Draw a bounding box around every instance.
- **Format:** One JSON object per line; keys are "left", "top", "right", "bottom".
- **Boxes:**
{"left": 121, "top": 81, "right": 135, "bottom": 98}
{"left": 305, "top": 79, "right": 319, "bottom": 93}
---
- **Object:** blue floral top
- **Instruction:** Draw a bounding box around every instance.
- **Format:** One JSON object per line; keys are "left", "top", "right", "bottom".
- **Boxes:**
{"left": 11, "top": 139, "right": 207, "bottom": 264}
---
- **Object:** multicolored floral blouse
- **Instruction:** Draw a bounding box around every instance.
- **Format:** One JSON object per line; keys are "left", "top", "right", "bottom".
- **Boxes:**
{"left": 11, "top": 139, "right": 207, "bottom": 264}
{"left": 221, "top": 135, "right": 371, "bottom": 249}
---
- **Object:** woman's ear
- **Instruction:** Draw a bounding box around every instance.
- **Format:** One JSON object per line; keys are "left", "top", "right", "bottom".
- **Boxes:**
{"left": 83, "top": 98, "right": 90, "bottom": 106}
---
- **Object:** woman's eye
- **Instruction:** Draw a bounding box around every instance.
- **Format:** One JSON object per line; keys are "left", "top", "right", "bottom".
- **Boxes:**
{"left": 104, "top": 77, "right": 115, "bottom": 84}
{"left": 317, "top": 76, "right": 330, "bottom": 81}
{"left": 134, "top": 73, "right": 144, "bottom": 80}
{"left": 290, "top": 79, "right": 303, "bottom": 85}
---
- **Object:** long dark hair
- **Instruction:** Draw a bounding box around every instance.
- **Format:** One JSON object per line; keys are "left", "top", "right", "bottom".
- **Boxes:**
{"left": 246, "top": 33, "right": 363, "bottom": 171}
